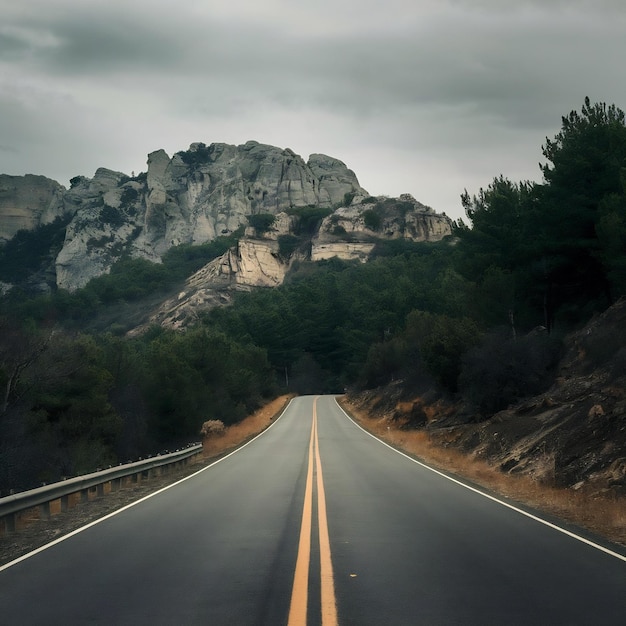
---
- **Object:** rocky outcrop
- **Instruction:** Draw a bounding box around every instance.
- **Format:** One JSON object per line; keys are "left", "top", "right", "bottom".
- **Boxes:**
{"left": 51, "top": 141, "right": 368, "bottom": 290}
{"left": 140, "top": 194, "right": 453, "bottom": 331}
{"left": 0, "top": 141, "right": 453, "bottom": 304}
{"left": 55, "top": 168, "right": 139, "bottom": 291}
{"left": 311, "top": 242, "right": 375, "bottom": 263}
{"left": 311, "top": 194, "right": 452, "bottom": 263}
{"left": 0, "top": 175, "right": 69, "bottom": 243}
{"left": 139, "top": 237, "right": 300, "bottom": 331}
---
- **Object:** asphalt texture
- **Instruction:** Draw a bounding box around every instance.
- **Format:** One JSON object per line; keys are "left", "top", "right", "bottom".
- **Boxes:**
{"left": 1, "top": 395, "right": 625, "bottom": 625}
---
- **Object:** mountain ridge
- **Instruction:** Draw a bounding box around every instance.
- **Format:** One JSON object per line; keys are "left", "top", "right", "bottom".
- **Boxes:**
{"left": 0, "top": 141, "right": 453, "bottom": 321}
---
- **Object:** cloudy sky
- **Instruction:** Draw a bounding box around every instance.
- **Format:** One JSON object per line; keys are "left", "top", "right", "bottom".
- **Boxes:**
{"left": 1, "top": 0, "right": 625, "bottom": 221}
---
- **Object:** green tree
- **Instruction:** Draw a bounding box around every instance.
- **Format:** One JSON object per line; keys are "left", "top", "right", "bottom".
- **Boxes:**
{"left": 403, "top": 311, "right": 481, "bottom": 392}
{"left": 455, "top": 177, "right": 539, "bottom": 329}
{"left": 596, "top": 187, "right": 626, "bottom": 295}
{"left": 537, "top": 98, "right": 626, "bottom": 324}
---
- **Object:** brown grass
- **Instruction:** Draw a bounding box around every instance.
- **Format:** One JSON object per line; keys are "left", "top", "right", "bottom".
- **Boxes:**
{"left": 201, "top": 395, "right": 294, "bottom": 458}
{"left": 339, "top": 397, "right": 626, "bottom": 548}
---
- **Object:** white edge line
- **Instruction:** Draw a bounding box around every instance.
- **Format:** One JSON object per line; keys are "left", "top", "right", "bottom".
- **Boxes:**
{"left": 0, "top": 398, "right": 295, "bottom": 573}
{"left": 334, "top": 398, "right": 626, "bottom": 564}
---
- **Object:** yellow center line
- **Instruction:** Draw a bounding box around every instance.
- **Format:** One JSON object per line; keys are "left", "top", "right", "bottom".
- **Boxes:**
{"left": 288, "top": 410, "right": 315, "bottom": 625}
{"left": 314, "top": 399, "right": 339, "bottom": 626}
{"left": 288, "top": 398, "right": 338, "bottom": 626}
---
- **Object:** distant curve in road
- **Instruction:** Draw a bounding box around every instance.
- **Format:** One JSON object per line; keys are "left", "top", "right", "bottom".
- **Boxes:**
{"left": 1, "top": 395, "right": 625, "bottom": 625}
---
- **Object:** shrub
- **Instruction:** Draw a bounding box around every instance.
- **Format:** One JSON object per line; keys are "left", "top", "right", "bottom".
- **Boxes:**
{"left": 69, "top": 176, "right": 86, "bottom": 188}
{"left": 363, "top": 208, "right": 382, "bottom": 231}
{"left": 286, "top": 206, "right": 332, "bottom": 235}
{"left": 100, "top": 205, "right": 124, "bottom": 226}
{"left": 178, "top": 143, "right": 212, "bottom": 167}
{"left": 200, "top": 419, "right": 226, "bottom": 437}
{"left": 120, "top": 187, "right": 139, "bottom": 207}
{"left": 459, "top": 328, "right": 562, "bottom": 416}
{"left": 247, "top": 213, "right": 276, "bottom": 234}
{"left": 278, "top": 234, "right": 302, "bottom": 259}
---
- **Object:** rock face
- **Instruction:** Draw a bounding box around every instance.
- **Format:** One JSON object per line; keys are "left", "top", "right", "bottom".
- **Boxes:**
{"left": 54, "top": 141, "right": 368, "bottom": 290}
{"left": 0, "top": 175, "right": 69, "bottom": 243}
{"left": 312, "top": 194, "right": 451, "bottom": 263}
{"left": 140, "top": 237, "right": 302, "bottom": 331}
{"left": 142, "top": 194, "right": 453, "bottom": 331}
{"left": 0, "top": 141, "right": 454, "bottom": 307}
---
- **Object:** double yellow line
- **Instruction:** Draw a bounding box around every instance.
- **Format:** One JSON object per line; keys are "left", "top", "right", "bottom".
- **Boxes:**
{"left": 288, "top": 398, "right": 338, "bottom": 626}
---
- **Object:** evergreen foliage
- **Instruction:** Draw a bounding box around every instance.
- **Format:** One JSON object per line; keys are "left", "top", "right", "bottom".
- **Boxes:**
{"left": 2, "top": 232, "right": 241, "bottom": 325}
{"left": 247, "top": 213, "right": 276, "bottom": 233}
{"left": 177, "top": 142, "right": 212, "bottom": 167}
{"left": 456, "top": 98, "right": 626, "bottom": 331}
{"left": 286, "top": 206, "right": 333, "bottom": 234}
{"left": 0, "top": 216, "right": 71, "bottom": 282}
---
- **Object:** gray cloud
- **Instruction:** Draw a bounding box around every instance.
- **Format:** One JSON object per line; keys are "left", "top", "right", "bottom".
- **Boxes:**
{"left": 0, "top": 0, "right": 624, "bottom": 219}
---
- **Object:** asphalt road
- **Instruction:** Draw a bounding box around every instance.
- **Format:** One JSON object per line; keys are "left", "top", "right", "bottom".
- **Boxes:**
{"left": 1, "top": 395, "right": 625, "bottom": 625}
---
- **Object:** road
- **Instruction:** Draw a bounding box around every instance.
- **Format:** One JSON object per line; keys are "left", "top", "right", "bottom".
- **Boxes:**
{"left": 1, "top": 395, "right": 625, "bottom": 625}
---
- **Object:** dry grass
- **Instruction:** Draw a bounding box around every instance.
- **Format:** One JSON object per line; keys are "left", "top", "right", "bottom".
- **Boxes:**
{"left": 340, "top": 398, "right": 626, "bottom": 548}
{"left": 201, "top": 395, "right": 294, "bottom": 458}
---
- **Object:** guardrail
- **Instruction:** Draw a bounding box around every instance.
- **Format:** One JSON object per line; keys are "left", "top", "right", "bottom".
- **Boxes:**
{"left": 0, "top": 444, "right": 203, "bottom": 535}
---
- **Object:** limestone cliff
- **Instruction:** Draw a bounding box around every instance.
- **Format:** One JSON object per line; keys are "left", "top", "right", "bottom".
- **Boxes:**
{"left": 0, "top": 175, "right": 69, "bottom": 243}
{"left": 53, "top": 141, "right": 368, "bottom": 290}
{"left": 0, "top": 141, "right": 453, "bottom": 311}
{"left": 312, "top": 194, "right": 451, "bottom": 263}
{"left": 141, "top": 194, "right": 453, "bottom": 331}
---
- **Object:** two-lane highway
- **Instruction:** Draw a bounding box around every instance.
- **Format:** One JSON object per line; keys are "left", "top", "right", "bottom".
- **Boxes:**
{"left": 1, "top": 395, "right": 625, "bottom": 624}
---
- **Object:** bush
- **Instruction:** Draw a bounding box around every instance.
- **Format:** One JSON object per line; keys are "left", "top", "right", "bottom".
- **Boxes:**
{"left": 178, "top": 143, "right": 212, "bottom": 167}
{"left": 200, "top": 419, "right": 225, "bottom": 437}
{"left": 343, "top": 192, "right": 355, "bottom": 207}
{"left": 247, "top": 213, "right": 276, "bottom": 234}
{"left": 363, "top": 208, "right": 382, "bottom": 231}
{"left": 100, "top": 205, "right": 124, "bottom": 226}
{"left": 459, "top": 328, "right": 562, "bottom": 416}
{"left": 120, "top": 187, "right": 139, "bottom": 207}
{"left": 286, "top": 206, "right": 332, "bottom": 235}
{"left": 278, "top": 234, "right": 302, "bottom": 259}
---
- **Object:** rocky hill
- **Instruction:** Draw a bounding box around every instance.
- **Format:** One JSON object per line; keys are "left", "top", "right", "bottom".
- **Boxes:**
{"left": 349, "top": 297, "right": 626, "bottom": 496}
{"left": 136, "top": 192, "right": 452, "bottom": 330}
{"left": 0, "top": 141, "right": 453, "bottom": 314}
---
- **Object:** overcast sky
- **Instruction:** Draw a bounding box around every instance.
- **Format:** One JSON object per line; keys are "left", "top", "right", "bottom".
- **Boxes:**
{"left": 1, "top": 0, "right": 625, "bottom": 221}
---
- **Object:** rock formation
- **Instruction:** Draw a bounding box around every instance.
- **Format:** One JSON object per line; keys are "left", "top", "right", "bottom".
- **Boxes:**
{"left": 0, "top": 141, "right": 454, "bottom": 310}
{"left": 0, "top": 175, "right": 69, "bottom": 243}
{"left": 141, "top": 194, "right": 454, "bottom": 331}
{"left": 312, "top": 194, "right": 451, "bottom": 263}
{"left": 52, "top": 141, "right": 369, "bottom": 290}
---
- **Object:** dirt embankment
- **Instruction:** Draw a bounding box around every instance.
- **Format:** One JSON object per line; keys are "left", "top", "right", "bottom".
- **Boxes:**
{"left": 342, "top": 300, "right": 626, "bottom": 547}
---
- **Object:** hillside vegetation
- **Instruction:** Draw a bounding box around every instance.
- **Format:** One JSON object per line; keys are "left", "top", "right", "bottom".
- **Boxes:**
{"left": 2, "top": 98, "right": 626, "bottom": 494}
